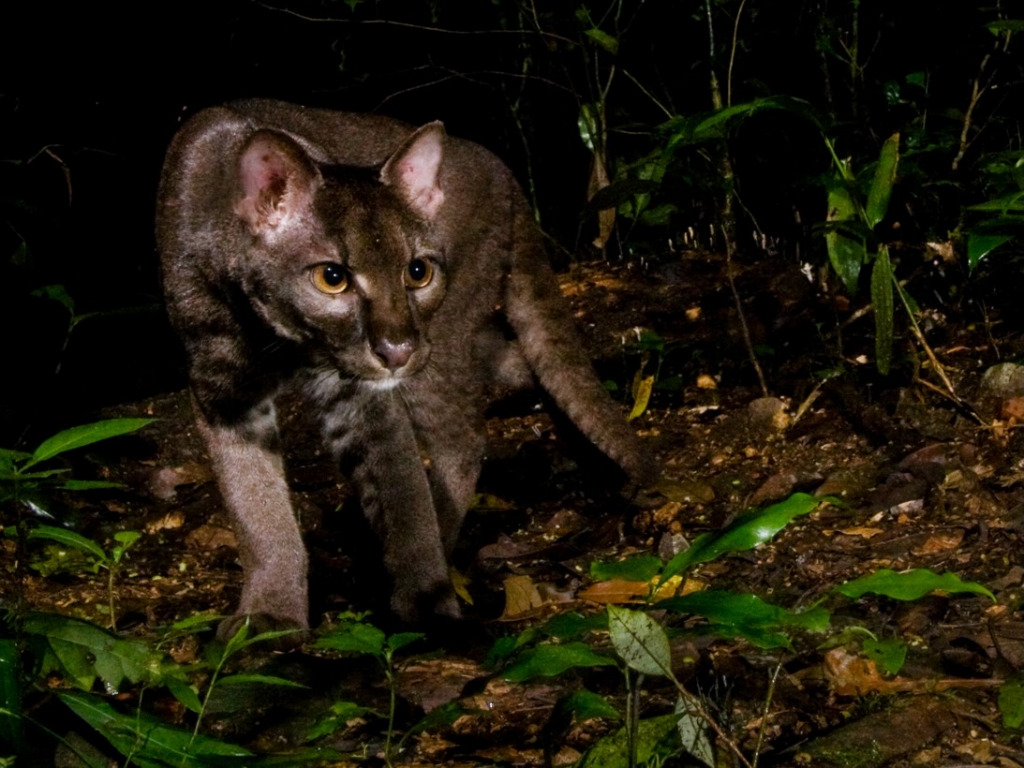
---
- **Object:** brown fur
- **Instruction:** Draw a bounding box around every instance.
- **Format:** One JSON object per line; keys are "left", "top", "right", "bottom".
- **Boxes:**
{"left": 156, "top": 99, "right": 653, "bottom": 634}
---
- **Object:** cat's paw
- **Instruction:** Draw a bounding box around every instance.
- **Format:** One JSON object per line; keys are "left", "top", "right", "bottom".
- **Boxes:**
{"left": 391, "top": 580, "right": 462, "bottom": 624}
{"left": 216, "top": 613, "right": 309, "bottom": 650}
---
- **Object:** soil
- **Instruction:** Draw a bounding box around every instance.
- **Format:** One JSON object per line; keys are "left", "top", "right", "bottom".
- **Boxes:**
{"left": 6, "top": 250, "right": 1023, "bottom": 767}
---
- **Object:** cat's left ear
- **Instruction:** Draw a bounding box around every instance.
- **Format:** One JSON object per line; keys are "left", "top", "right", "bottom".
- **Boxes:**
{"left": 381, "top": 122, "right": 446, "bottom": 220}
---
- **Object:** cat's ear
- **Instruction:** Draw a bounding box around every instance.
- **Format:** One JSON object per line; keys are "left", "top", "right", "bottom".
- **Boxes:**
{"left": 381, "top": 122, "right": 446, "bottom": 220}
{"left": 235, "top": 130, "right": 320, "bottom": 234}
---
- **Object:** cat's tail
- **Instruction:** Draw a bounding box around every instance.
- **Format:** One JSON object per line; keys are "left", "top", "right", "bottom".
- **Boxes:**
{"left": 503, "top": 190, "right": 657, "bottom": 487}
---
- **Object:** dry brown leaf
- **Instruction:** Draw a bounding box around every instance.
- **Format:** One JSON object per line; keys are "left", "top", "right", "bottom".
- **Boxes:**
{"left": 914, "top": 529, "right": 965, "bottom": 554}
{"left": 500, "top": 575, "right": 544, "bottom": 619}
{"left": 835, "top": 526, "right": 885, "bottom": 539}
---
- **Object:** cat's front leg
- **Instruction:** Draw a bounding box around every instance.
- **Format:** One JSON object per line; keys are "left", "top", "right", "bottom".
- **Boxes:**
{"left": 325, "top": 392, "right": 457, "bottom": 622}
{"left": 196, "top": 400, "right": 309, "bottom": 638}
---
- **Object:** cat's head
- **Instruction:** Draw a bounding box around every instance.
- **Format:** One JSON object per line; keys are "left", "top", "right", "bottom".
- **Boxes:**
{"left": 231, "top": 122, "right": 448, "bottom": 388}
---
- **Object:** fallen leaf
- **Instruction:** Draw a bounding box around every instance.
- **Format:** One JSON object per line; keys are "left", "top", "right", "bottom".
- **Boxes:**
{"left": 914, "top": 529, "right": 964, "bottom": 554}
{"left": 146, "top": 511, "right": 185, "bottom": 533}
{"left": 501, "top": 575, "right": 544, "bottom": 619}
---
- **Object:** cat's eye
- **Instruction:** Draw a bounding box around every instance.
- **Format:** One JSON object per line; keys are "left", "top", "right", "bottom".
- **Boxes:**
{"left": 310, "top": 263, "right": 350, "bottom": 294}
{"left": 404, "top": 257, "right": 434, "bottom": 289}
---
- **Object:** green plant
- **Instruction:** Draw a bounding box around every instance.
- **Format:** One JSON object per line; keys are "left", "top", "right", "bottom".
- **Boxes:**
{"left": 2, "top": 611, "right": 318, "bottom": 767}
{"left": 309, "top": 613, "right": 457, "bottom": 767}
{"left": 27, "top": 526, "right": 140, "bottom": 630}
{"left": 823, "top": 132, "right": 901, "bottom": 374}
{"left": 490, "top": 492, "right": 997, "bottom": 767}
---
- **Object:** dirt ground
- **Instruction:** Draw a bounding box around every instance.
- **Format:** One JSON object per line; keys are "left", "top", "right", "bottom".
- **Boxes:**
{"left": 11, "top": 251, "right": 1024, "bottom": 767}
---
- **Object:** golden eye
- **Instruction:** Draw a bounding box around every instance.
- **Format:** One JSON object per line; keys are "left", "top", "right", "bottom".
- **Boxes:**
{"left": 404, "top": 257, "right": 434, "bottom": 289}
{"left": 310, "top": 263, "right": 350, "bottom": 294}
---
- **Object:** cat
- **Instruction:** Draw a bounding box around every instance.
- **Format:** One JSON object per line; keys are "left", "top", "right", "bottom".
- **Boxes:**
{"left": 156, "top": 99, "right": 653, "bottom": 636}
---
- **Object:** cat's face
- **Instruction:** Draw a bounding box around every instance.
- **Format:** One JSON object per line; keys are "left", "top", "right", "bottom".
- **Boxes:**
{"left": 232, "top": 127, "right": 448, "bottom": 386}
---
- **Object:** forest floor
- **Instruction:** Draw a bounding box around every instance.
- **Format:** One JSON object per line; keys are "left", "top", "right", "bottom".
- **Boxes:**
{"left": 9, "top": 252, "right": 1024, "bottom": 767}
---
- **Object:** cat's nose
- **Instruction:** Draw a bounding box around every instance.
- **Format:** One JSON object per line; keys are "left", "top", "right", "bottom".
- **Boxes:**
{"left": 373, "top": 338, "right": 415, "bottom": 371}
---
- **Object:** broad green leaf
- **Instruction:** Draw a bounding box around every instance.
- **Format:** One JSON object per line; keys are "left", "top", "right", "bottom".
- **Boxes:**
{"left": 825, "top": 179, "right": 865, "bottom": 294}
{"left": 386, "top": 631, "right": 424, "bottom": 653}
{"left": 591, "top": 554, "right": 662, "bottom": 582}
{"left": 862, "top": 637, "right": 907, "bottom": 675}
{"left": 26, "top": 418, "right": 154, "bottom": 469}
{"left": 676, "top": 696, "right": 715, "bottom": 767}
{"left": 314, "top": 620, "right": 386, "bottom": 657}
{"left": 871, "top": 247, "right": 894, "bottom": 375}
{"left": 966, "top": 191, "right": 1024, "bottom": 213}
{"left": 503, "top": 642, "right": 616, "bottom": 682}
{"left": 608, "top": 605, "right": 672, "bottom": 677}
{"left": 24, "top": 613, "right": 161, "bottom": 692}
{"left": 998, "top": 678, "right": 1024, "bottom": 729}
{"left": 584, "top": 28, "right": 618, "bottom": 55}
{"left": 539, "top": 611, "right": 607, "bottom": 640}
{"left": 27, "top": 525, "right": 107, "bottom": 562}
{"left": 578, "top": 713, "right": 681, "bottom": 768}
{"left": 835, "top": 569, "right": 996, "bottom": 602}
{"left": 164, "top": 675, "right": 203, "bottom": 714}
{"left": 557, "top": 689, "right": 620, "bottom": 722}
{"left": 662, "top": 493, "right": 822, "bottom": 581}
{"left": 657, "top": 591, "right": 830, "bottom": 649}
{"left": 866, "top": 133, "right": 900, "bottom": 227}
{"left": 60, "top": 691, "right": 253, "bottom": 764}
{"left": 968, "top": 232, "right": 1014, "bottom": 273}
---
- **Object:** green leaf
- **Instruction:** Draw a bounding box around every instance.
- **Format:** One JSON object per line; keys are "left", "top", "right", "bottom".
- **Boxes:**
{"left": 578, "top": 713, "right": 681, "bottom": 768}
{"left": 862, "top": 637, "right": 907, "bottom": 675}
{"left": 825, "top": 180, "right": 866, "bottom": 294}
{"left": 834, "top": 569, "right": 996, "bottom": 602}
{"left": 60, "top": 691, "right": 254, "bottom": 764}
{"left": 662, "top": 493, "right": 822, "bottom": 581}
{"left": 676, "top": 696, "right": 715, "bottom": 767}
{"left": 164, "top": 675, "right": 203, "bottom": 714}
{"left": 657, "top": 591, "right": 830, "bottom": 649}
{"left": 60, "top": 479, "right": 125, "bottom": 491}
{"left": 871, "top": 247, "right": 894, "bottom": 375}
{"left": 998, "top": 677, "right": 1024, "bottom": 729}
{"left": 664, "top": 96, "right": 821, "bottom": 147}
{"left": 24, "top": 613, "right": 161, "bottom": 691}
{"left": 31, "top": 284, "right": 76, "bottom": 315}
{"left": 968, "top": 232, "right": 1014, "bottom": 273}
{"left": 25, "top": 418, "right": 154, "bottom": 469}
{"left": 866, "top": 133, "right": 900, "bottom": 228}
{"left": 218, "top": 673, "right": 308, "bottom": 688}
{"left": 584, "top": 27, "right": 618, "bottom": 55}
{"left": 307, "top": 700, "right": 372, "bottom": 740}
{"left": 557, "top": 689, "right": 620, "bottom": 722}
{"left": 503, "top": 642, "right": 616, "bottom": 682}
{"left": 386, "top": 631, "right": 424, "bottom": 653}
{"left": 538, "top": 611, "right": 608, "bottom": 640}
{"left": 314, "top": 620, "right": 386, "bottom": 657}
{"left": 590, "top": 554, "right": 663, "bottom": 582}
{"left": 27, "top": 525, "right": 107, "bottom": 562}
{"left": 608, "top": 605, "right": 672, "bottom": 677}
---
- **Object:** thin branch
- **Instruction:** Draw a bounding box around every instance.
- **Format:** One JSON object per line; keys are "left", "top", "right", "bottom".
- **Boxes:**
{"left": 727, "top": 0, "right": 749, "bottom": 108}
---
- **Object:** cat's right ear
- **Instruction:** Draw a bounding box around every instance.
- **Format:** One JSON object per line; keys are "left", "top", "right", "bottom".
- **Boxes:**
{"left": 234, "top": 130, "right": 321, "bottom": 235}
